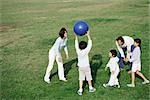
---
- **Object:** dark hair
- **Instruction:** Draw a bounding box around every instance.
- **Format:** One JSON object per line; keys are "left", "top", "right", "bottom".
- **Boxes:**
{"left": 116, "top": 36, "right": 124, "bottom": 44}
{"left": 134, "top": 38, "right": 141, "bottom": 47}
{"left": 110, "top": 49, "right": 117, "bottom": 57}
{"left": 79, "top": 41, "right": 87, "bottom": 50}
{"left": 59, "top": 27, "right": 67, "bottom": 38}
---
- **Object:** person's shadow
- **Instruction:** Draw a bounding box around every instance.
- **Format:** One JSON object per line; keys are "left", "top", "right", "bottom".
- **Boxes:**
{"left": 50, "top": 54, "right": 102, "bottom": 85}
{"left": 64, "top": 58, "right": 77, "bottom": 78}
{"left": 50, "top": 58, "right": 77, "bottom": 80}
{"left": 90, "top": 54, "right": 102, "bottom": 84}
{"left": 82, "top": 54, "right": 102, "bottom": 88}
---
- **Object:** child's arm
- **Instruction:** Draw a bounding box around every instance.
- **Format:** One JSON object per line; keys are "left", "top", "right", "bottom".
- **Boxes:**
{"left": 75, "top": 35, "right": 80, "bottom": 53}
{"left": 85, "top": 31, "right": 92, "bottom": 52}
{"left": 86, "top": 31, "right": 91, "bottom": 40}
{"left": 105, "top": 66, "right": 108, "bottom": 71}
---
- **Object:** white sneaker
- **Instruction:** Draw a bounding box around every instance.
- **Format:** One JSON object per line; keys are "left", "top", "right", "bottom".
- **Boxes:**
{"left": 127, "top": 84, "right": 135, "bottom": 87}
{"left": 77, "top": 90, "right": 82, "bottom": 96}
{"left": 103, "top": 84, "right": 109, "bottom": 88}
{"left": 89, "top": 88, "right": 96, "bottom": 92}
{"left": 117, "top": 85, "right": 120, "bottom": 88}
{"left": 60, "top": 78, "right": 67, "bottom": 82}
{"left": 44, "top": 78, "right": 50, "bottom": 84}
{"left": 142, "top": 80, "right": 149, "bottom": 84}
{"left": 103, "top": 84, "right": 107, "bottom": 88}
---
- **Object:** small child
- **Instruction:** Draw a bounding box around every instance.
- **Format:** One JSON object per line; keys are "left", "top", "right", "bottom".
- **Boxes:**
{"left": 103, "top": 49, "right": 120, "bottom": 88}
{"left": 75, "top": 32, "right": 96, "bottom": 96}
{"left": 126, "top": 38, "right": 149, "bottom": 87}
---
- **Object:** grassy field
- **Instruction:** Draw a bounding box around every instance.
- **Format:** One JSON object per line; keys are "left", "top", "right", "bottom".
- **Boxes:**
{"left": 1, "top": 0, "right": 150, "bottom": 100}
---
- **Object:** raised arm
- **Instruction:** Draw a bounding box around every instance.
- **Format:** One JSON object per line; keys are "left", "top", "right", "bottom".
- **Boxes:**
{"left": 75, "top": 35, "right": 80, "bottom": 53}
{"left": 85, "top": 31, "right": 92, "bottom": 53}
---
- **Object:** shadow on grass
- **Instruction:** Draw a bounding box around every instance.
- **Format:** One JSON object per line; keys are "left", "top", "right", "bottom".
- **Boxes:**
{"left": 64, "top": 58, "right": 77, "bottom": 78}
{"left": 83, "top": 54, "right": 102, "bottom": 88}
{"left": 50, "top": 54, "right": 102, "bottom": 84}
{"left": 50, "top": 58, "right": 77, "bottom": 80}
{"left": 90, "top": 54, "right": 102, "bottom": 84}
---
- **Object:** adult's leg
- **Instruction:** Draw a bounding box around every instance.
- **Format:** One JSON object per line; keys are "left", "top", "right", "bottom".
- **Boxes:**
{"left": 118, "top": 53, "right": 124, "bottom": 69}
{"left": 56, "top": 55, "right": 66, "bottom": 80}
{"left": 118, "top": 47, "right": 126, "bottom": 69}
{"left": 44, "top": 51, "right": 55, "bottom": 82}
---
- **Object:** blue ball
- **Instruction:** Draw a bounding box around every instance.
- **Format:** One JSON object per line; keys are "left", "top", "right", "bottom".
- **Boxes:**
{"left": 73, "top": 20, "right": 89, "bottom": 36}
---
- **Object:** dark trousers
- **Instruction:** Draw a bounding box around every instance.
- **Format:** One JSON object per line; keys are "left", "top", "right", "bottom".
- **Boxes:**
{"left": 118, "top": 45, "right": 135, "bottom": 69}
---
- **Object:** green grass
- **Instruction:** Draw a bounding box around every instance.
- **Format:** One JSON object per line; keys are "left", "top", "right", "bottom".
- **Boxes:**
{"left": 0, "top": 0, "right": 150, "bottom": 100}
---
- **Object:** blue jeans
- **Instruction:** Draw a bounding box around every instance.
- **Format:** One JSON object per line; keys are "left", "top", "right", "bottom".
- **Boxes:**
{"left": 118, "top": 45, "right": 135, "bottom": 69}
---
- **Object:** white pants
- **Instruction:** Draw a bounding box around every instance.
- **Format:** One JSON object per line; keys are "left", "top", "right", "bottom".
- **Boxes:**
{"left": 44, "top": 50, "right": 65, "bottom": 81}
{"left": 108, "top": 71, "right": 119, "bottom": 86}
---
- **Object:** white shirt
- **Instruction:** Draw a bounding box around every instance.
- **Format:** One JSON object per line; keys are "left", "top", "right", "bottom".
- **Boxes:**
{"left": 106, "top": 57, "right": 119, "bottom": 73}
{"left": 116, "top": 36, "right": 134, "bottom": 58}
{"left": 129, "top": 46, "right": 141, "bottom": 64}
{"left": 51, "top": 37, "right": 68, "bottom": 57}
{"left": 75, "top": 39, "right": 92, "bottom": 67}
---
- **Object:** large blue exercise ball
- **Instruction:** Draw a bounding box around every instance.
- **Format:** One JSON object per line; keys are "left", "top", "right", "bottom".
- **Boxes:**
{"left": 73, "top": 20, "right": 89, "bottom": 36}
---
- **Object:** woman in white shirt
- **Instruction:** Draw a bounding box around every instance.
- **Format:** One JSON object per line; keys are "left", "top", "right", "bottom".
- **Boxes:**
{"left": 126, "top": 38, "right": 149, "bottom": 87}
{"left": 44, "top": 28, "right": 69, "bottom": 83}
